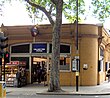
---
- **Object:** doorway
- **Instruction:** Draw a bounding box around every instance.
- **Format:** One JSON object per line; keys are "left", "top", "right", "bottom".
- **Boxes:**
{"left": 31, "top": 56, "right": 47, "bottom": 84}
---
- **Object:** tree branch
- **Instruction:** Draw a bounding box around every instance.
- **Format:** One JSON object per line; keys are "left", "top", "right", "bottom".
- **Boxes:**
{"left": 49, "top": 3, "right": 54, "bottom": 14}
{"left": 25, "top": 0, "right": 54, "bottom": 26}
{"left": 51, "top": 0, "right": 58, "bottom": 5}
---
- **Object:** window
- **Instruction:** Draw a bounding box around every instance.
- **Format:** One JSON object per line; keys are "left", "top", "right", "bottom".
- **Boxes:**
{"left": 49, "top": 44, "right": 70, "bottom": 53}
{"left": 100, "top": 48, "right": 104, "bottom": 56}
{"left": 105, "top": 62, "right": 109, "bottom": 71}
{"left": 11, "top": 44, "right": 30, "bottom": 53}
{"left": 11, "top": 57, "right": 29, "bottom": 69}
{"left": 49, "top": 57, "right": 70, "bottom": 71}
{"left": 100, "top": 60, "right": 104, "bottom": 72}
{"left": 60, "top": 57, "right": 70, "bottom": 70}
{"left": 60, "top": 45, "right": 70, "bottom": 53}
{"left": 98, "top": 60, "right": 104, "bottom": 72}
{"left": 98, "top": 47, "right": 104, "bottom": 72}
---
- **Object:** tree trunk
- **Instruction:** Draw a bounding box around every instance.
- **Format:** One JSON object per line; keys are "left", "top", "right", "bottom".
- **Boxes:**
{"left": 48, "top": 0, "right": 63, "bottom": 92}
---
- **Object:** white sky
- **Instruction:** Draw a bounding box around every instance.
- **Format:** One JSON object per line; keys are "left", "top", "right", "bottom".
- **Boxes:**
{"left": 0, "top": 1, "right": 33, "bottom": 26}
{"left": 0, "top": 0, "right": 110, "bottom": 29}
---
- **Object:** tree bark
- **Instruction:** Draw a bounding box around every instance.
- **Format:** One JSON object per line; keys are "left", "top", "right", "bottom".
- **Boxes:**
{"left": 48, "top": 0, "right": 63, "bottom": 92}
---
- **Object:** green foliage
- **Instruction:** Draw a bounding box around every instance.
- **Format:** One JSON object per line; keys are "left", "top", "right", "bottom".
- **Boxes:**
{"left": 91, "top": 0, "right": 110, "bottom": 22}
{"left": 25, "top": 0, "right": 85, "bottom": 23}
{"left": 63, "top": 0, "right": 85, "bottom": 23}
{"left": 25, "top": 0, "right": 55, "bottom": 23}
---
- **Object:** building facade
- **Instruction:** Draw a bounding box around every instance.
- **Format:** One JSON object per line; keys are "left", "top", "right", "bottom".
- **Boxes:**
{"left": 1, "top": 23, "right": 110, "bottom": 86}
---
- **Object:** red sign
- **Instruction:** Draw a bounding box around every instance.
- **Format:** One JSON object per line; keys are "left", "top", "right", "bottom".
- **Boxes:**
{"left": 19, "top": 61, "right": 26, "bottom": 65}
{"left": 7, "top": 61, "right": 19, "bottom": 65}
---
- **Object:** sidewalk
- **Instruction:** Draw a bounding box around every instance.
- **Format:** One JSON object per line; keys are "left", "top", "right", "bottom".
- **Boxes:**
{"left": 6, "top": 81, "right": 110, "bottom": 96}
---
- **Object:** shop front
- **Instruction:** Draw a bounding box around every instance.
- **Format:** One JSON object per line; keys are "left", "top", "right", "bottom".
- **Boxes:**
{"left": 1, "top": 23, "right": 110, "bottom": 86}
{"left": 10, "top": 42, "right": 71, "bottom": 85}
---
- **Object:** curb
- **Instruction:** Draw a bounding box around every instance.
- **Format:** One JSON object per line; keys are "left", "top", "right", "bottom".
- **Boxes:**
{"left": 6, "top": 91, "right": 110, "bottom": 96}
{"left": 36, "top": 91, "right": 110, "bottom": 96}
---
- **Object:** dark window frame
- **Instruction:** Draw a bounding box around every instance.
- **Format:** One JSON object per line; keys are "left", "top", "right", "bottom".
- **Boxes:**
{"left": 11, "top": 44, "right": 30, "bottom": 53}
{"left": 11, "top": 57, "right": 29, "bottom": 69}
{"left": 49, "top": 44, "right": 70, "bottom": 53}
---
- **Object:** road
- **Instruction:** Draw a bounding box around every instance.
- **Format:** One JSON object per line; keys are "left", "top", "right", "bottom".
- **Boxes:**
{"left": 7, "top": 95, "right": 110, "bottom": 98}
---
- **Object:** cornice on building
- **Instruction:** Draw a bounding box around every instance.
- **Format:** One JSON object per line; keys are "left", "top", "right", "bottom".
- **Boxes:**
{"left": 0, "top": 23, "right": 109, "bottom": 43}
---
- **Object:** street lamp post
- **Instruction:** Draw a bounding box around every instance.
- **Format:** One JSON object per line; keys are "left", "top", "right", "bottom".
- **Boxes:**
{"left": 76, "top": 0, "right": 79, "bottom": 92}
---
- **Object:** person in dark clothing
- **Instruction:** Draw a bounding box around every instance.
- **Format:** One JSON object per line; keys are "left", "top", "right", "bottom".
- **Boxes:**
{"left": 37, "top": 66, "right": 42, "bottom": 83}
{"left": 16, "top": 67, "right": 21, "bottom": 87}
{"left": 41, "top": 65, "right": 47, "bottom": 81}
{"left": 107, "top": 69, "right": 110, "bottom": 82}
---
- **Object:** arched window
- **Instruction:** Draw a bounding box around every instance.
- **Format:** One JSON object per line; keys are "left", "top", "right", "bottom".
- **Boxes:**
{"left": 11, "top": 44, "right": 30, "bottom": 53}
{"left": 49, "top": 44, "right": 70, "bottom": 53}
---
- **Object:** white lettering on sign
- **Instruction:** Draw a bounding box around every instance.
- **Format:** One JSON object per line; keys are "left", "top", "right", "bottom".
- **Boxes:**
{"left": 19, "top": 61, "right": 26, "bottom": 65}
{"left": 7, "top": 61, "right": 19, "bottom": 65}
{"left": 33, "top": 48, "right": 45, "bottom": 52}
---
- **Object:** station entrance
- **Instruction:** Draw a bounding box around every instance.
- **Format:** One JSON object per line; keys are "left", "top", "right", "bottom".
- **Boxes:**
{"left": 31, "top": 56, "right": 48, "bottom": 85}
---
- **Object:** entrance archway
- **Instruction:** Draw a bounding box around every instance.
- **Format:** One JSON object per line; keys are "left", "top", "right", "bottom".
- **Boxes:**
{"left": 31, "top": 56, "right": 47, "bottom": 85}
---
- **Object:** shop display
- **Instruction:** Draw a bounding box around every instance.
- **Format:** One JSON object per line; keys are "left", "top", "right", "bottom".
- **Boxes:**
{"left": 6, "top": 74, "right": 16, "bottom": 86}
{"left": 2, "top": 61, "right": 26, "bottom": 87}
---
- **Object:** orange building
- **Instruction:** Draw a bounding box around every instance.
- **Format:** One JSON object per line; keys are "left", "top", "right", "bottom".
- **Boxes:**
{"left": 0, "top": 23, "right": 110, "bottom": 86}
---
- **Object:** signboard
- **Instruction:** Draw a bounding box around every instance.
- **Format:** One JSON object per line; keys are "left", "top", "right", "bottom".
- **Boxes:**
{"left": 32, "top": 43, "right": 47, "bottom": 53}
{"left": 30, "top": 26, "right": 39, "bottom": 37}
{"left": 72, "top": 56, "right": 80, "bottom": 72}
{"left": 72, "top": 59, "right": 77, "bottom": 71}
{"left": 19, "top": 61, "right": 26, "bottom": 65}
{"left": 6, "top": 61, "right": 19, "bottom": 65}
{"left": 6, "top": 61, "right": 26, "bottom": 66}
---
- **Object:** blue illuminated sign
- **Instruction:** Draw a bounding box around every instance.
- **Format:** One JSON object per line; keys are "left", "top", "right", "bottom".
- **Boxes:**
{"left": 32, "top": 43, "right": 47, "bottom": 53}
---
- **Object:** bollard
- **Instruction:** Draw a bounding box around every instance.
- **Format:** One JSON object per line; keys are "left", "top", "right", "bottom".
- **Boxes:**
{"left": 0, "top": 81, "right": 6, "bottom": 98}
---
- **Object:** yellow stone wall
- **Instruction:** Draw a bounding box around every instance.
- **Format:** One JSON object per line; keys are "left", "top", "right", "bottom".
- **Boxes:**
{"left": 80, "top": 38, "right": 98, "bottom": 85}
{"left": 1, "top": 24, "right": 110, "bottom": 86}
